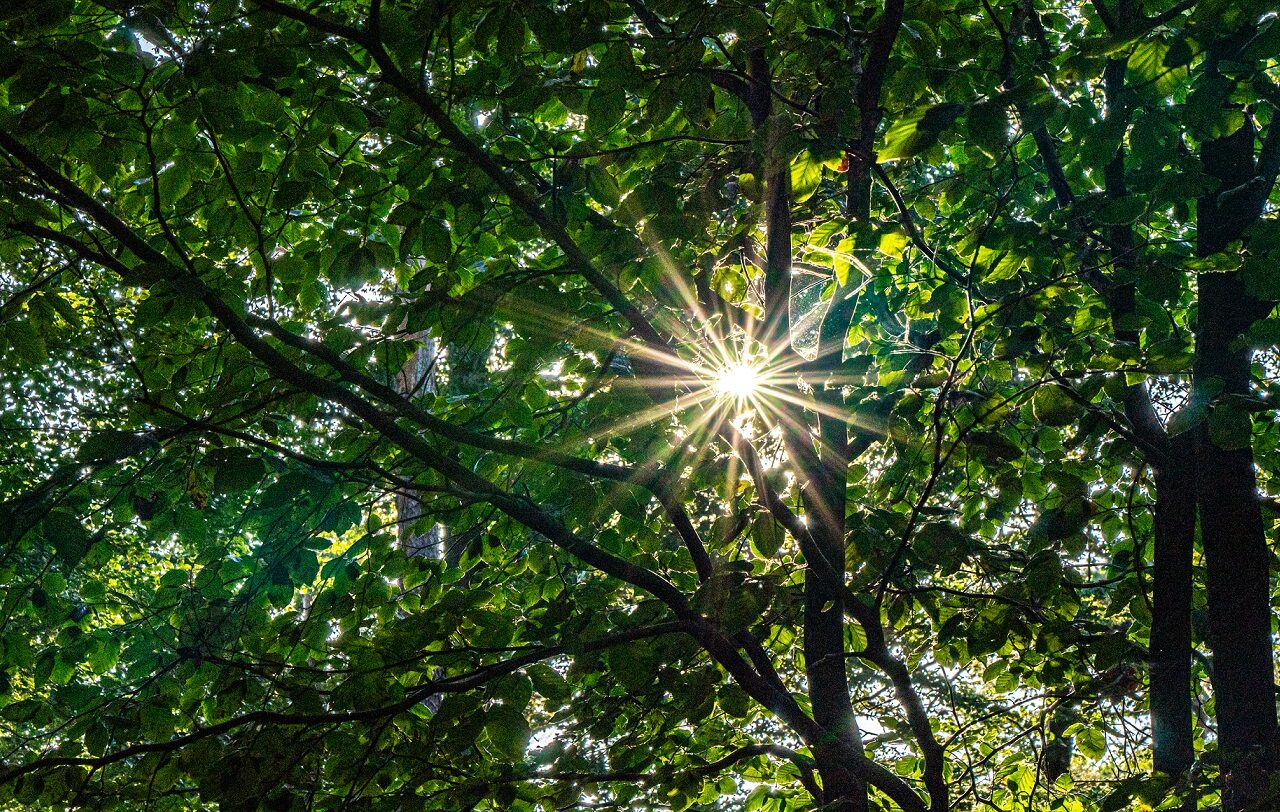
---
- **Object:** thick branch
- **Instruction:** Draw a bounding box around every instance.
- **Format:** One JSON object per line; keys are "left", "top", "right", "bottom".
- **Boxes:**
{"left": 847, "top": 0, "right": 905, "bottom": 220}
{"left": 243, "top": 315, "right": 714, "bottom": 581}
{"left": 0, "top": 130, "right": 816, "bottom": 750}
{"left": 1101, "top": 58, "right": 1169, "bottom": 453}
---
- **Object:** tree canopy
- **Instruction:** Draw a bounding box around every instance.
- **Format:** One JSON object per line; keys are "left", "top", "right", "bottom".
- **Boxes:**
{"left": 1, "top": 0, "right": 1279, "bottom": 810}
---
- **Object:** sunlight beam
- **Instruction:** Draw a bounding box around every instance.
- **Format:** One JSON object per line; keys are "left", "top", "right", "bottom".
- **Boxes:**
{"left": 713, "top": 362, "right": 762, "bottom": 400}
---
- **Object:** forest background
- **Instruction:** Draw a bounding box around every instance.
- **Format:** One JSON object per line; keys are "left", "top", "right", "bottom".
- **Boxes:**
{"left": 1, "top": 0, "right": 1280, "bottom": 810}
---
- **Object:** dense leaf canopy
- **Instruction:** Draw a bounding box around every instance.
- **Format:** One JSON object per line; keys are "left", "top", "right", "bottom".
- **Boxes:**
{"left": 1, "top": 0, "right": 1279, "bottom": 810}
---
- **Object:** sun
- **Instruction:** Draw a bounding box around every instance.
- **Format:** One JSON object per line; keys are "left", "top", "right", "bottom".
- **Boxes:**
{"left": 713, "top": 361, "right": 762, "bottom": 400}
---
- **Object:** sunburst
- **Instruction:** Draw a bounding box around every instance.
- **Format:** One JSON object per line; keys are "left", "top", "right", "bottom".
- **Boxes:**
{"left": 712, "top": 361, "right": 763, "bottom": 401}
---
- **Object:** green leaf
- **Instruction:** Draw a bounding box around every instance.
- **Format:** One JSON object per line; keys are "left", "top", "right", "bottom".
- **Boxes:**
{"left": 158, "top": 163, "right": 192, "bottom": 202}
{"left": 587, "top": 84, "right": 626, "bottom": 134}
{"left": 496, "top": 15, "right": 527, "bottom": 61}
{"left": 878, "top": 231, "right": 910, "bottom": 257}
{"left": 880, "top": 103, "right": 964, "bottom": 160}
{"left": 1168, "top": 404, "right": 1208, "bottom": 436}
{"left": 484, "top": 704, "right": 530, "bottom": 761}
{"left": 41, "top": 511, "right": 91, "bottom": 569}
{"left": 206, "top": 448, "right": 268, "bottom": 493}
{"left": 1077, "top": 726, "right": 1106, "bottom": 760}
{"left": 749, "top": 513, "right": 783, "bottom": 558}
{"left": 1, "top": 699, "right": 42, "bottom": 723}
{"left": 585, "top": 166, "right": 622, "bottom": 207}
{"left": 1032, "top": 385, "right": 1082, "bottom": 427}
{"left": 84, "top": 720, "right": 111, "bottom": 756}
{"left": 1128, "top": 40, "right": 1170, "bottom": 85}
{"left": 420, "top": 219, "right": 452, "bottom": 265}
{"left": 527, "top": 663, "right": 569, "bottom": 705}
{"left": 1163, "top": 37, "right": 1193, "bottom": 68}
{"left": 964, "top": 100, "right": 1011, "bottom": 154}
{"left": 718, "top": 684, "right": 751, "bottom": 718}
{"left": 6, "top": 319, "right": 47, "bottom": 364}
{"left": 789, "top": 150, "right": 823, "bottom": 204}
{"left": 1096, "top": 195, "right": 1147, "bottom": 226}
{"left": 78, "top": 430, "right": 154, "bottom": 464}
{"left": 1241, "top": 256, "right": 1280, "bottom": 300}
{"left": 274, "top": 180, "right": 310, "bottom": 210}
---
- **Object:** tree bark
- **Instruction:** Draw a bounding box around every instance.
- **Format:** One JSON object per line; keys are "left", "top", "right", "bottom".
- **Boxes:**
{"left": 1194, "top": 272, "right": 1275, "bottom": 766}
{"left": 1193, "top": 119, "right": 1277, "bottom": 806}
{"left": 802, "top": 441, "right": 866, "bottom": 811}
{"left": 1149, "top": 436, "right": 1196, "bottom": 782}
{"left": 395, "top": 333, "right": 441, "bottom": 559}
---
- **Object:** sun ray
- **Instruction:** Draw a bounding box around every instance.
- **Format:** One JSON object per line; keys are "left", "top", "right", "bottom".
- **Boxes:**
{"left": 713, "top": 361, "right": 762, "bottom": 400}
{"left": 456, "top": 252, "right": 906, "bottom": 487}
{"left": 582, "top": 387, "right": 722, "bottom": 441}
{"left": 757, "top": 386, "right": 897, "bottom": 443}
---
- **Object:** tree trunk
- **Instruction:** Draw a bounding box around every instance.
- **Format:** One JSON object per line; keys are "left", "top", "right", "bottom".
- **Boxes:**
{"left": 395, "top": 333, "right": 441, "bottom": 558}
{"left": 1193, "top": 337, "right": 1276, "bottom": 808}
{"left": 1193, "top": 117, "right": 1277, "bottom": 806}
{"left": 394, "top": 321, "right": 495, "bottom": 563}
{"left": 804, "top": 505, "right": 867, "bottom": 812}
{"left": 1149, "top": 435, "right": 1196, "bottom": 784}
{"left": 1194, "top": 275, "right": 1275, "bottom": 775}
{"left": 811, "top": 741, "right": 868, "bottom": 812}
{"left": 801, "top": 355, "right": 867, "bottom": 809}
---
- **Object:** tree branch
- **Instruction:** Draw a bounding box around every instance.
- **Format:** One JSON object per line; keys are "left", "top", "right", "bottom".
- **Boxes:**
{"left": 242, "top": 314, "right": 714, "bottom": 581}
{"left": 545, "top": 742, "right": 822, "bottom": 800}
{"left": 0, "top": 621, "right": 697, "bottom": 788}
{"left": 0, "top": 126, "right": 826, "bottom": 756}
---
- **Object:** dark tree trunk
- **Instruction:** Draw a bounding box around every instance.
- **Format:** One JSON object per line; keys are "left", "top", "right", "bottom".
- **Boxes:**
{"left": 1149, "top": 436, "right": 1196, "bottom": 782}
{"left": 1194, "top": 274, "right": 1276, "bottom": 766}
{"left": 811, "top": 741, "right": 868, "bottom": 812}
{"left": 1193, "top": 117, "right": 1277, "bottom": 806}
{"left": 803, "top": 497, "right": 867, "bottom": 812}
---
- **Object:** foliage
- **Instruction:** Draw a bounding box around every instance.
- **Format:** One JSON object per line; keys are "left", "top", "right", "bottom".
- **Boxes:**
{"left": 0, "top": 0, "right": 1278, "bottom": 810}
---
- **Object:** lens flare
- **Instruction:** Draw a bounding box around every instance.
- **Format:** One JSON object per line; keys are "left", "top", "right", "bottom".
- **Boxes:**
{"left": 714, "top": 362, "right": 762, "bottom": 400}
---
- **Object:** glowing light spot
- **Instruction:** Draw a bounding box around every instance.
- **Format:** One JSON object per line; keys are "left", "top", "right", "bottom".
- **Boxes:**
{"left": 714, "top": 362, "right": 761, "bottom": 400}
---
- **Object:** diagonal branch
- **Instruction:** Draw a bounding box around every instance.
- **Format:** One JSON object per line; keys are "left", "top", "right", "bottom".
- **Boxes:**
{"left": 0, "top": 132, "right": 826, "bottom": 762}
{"left": 0, "top": 126, "right": 690, "bottom": 616}
{"left": 241, "top": 314, "right": 714, "bottom": 581}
